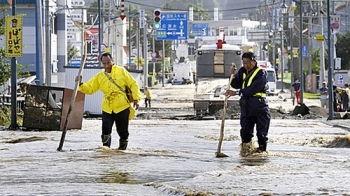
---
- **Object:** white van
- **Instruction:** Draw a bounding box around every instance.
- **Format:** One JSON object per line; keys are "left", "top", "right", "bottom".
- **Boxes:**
{"left": 256, "top": 60, "right": 273, "bottom": 69}
{"left": 264, "top": 68, "right": 277, "bottom": 95}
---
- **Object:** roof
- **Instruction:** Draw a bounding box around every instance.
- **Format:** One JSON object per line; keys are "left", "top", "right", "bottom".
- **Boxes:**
{"left": 0, "top": 0, "right": 35, "bottom": 4}
{"left": 198, "top": 44, "right": 241, "bottom": 51}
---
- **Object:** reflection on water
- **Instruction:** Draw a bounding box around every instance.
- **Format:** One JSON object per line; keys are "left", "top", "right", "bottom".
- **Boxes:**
{"left": 4, "top": 136, "right": 47, "bottom": 143}
{"left": 100, "top": 171, "right": 143, "bottom": 184}
{"left": 0, "top": 119, "right": 350, "bottom": 195}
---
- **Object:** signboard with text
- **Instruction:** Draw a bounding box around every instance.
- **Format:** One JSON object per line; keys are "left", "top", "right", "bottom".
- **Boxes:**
{"left": 156, "top": 12, "right": 188, "bottom": 40}
{"left": 191, "top": 23, "right": 209, "bottom": 36}
{"left": 5, "top": 15, "right": 23, "bottom": 57}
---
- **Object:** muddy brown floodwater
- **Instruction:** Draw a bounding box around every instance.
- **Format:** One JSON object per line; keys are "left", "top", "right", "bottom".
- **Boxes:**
{"left": 1, "top": 84, "right": 349, "bottom": 195}
{"left": 1, "top": 119, "right": 350, "bottom": 195}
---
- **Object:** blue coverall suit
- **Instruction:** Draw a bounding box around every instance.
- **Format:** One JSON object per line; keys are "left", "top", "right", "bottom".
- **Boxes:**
{"left": 230, "top": 66, "right": 271, "bottom": 149}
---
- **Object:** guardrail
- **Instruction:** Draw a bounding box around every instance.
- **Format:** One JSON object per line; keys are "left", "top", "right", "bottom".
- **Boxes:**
{"left": 0, "top": 94, "right": 25, "bottom": 112}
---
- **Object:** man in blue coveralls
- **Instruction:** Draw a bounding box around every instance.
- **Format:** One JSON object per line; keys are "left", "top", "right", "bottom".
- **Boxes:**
{"left": 226, "top": 52, "right": 271, "bottom": 156}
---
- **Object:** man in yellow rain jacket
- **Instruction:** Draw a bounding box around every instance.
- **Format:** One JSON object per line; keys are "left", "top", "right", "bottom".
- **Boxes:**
{"left": 144, "top": 86, "right": 152, "bottom": 108}
{"left": 75, "top": 53, "right": 142, "bottom": 150}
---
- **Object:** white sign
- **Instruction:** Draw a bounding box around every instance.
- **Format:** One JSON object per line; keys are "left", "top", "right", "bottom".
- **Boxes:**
{"left": 335, "top": 57, "right": 341, "bottom": 69}
{"left": 67, "top": 20, "right": 74, "bottom": 27}
{"left": 214, "top": 8, "right": 218, "bottom": 21}
{"left": 70, "top": 14, "right": 83, "bottom": 21}
{"left": 67, "top": 27, "right": 82, "bottom": 33}
{"left": 330, "top": 15, "right": 340, "bottom": 34}
{"left": 67, "top": 34, "right": 75, "bottom": 40}
{"left": 348, "top": 69, "right": 350, "bottom": 77}
{"left": 139, "top": 10, "right": 145, "bottom": 28}
{"left": 71, "top": 0, "right": 85, "bottom": 6}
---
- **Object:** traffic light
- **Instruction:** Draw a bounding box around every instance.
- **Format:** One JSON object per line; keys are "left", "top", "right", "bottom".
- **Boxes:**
{"left": 153, "top": 9, "right": 161, "bottom": 29}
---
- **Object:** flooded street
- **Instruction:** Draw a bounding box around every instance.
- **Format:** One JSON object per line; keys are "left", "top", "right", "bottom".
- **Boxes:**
{"left": 1, "top": 119, "right": 350, "bottom": 195}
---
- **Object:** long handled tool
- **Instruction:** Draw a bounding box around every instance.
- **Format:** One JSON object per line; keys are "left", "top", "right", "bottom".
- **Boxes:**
{"left": 216, "top": 63, "right": 236, "bottom": 158}
{"left": 57, "top": 42, "right": 87, "bottom": 151}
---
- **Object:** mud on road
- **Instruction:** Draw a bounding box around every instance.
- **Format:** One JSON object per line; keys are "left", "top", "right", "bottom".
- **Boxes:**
{"left": 135, "top": 84, "right": 331, "bottom": 120}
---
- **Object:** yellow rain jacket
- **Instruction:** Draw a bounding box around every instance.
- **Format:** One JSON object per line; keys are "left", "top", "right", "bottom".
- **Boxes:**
{"left": 145, "top": 89, "right": 152, "bottom": 100}
{"left": 79, "top": 65, "right": 142, "bottom": 120}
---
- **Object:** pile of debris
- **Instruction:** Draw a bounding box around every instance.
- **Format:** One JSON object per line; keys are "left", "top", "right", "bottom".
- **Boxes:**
{"left": 214, "top": 103, "right": 332, "bottom": 120}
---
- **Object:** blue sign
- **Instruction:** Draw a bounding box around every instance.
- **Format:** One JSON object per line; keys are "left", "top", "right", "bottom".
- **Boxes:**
{"left": 302, "top": 45, "right": 307, "bottom": 58}
{"left": 191, "top": 23, "right": 209, "bottom": 36}
{"left": 156, "top": 12, "right": 188, "bottom": 40}
{"left": 70, "top": 59, "right": 81, "bottom": 67}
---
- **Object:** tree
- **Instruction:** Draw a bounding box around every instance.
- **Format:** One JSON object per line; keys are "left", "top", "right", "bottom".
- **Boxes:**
{"left": 162, "top": 0, "right": 211, "bottom": 20}
{"left": 303, "top": 47, "right": 321, "bottom": 74}
{"left": 0, "top": 8, "right": 29, "bottom": 86}
{"left": 67, "top": 43, "right": 79, "bottom": 65}
{"left": 0, "top": 7, "right": 10, "bottom": 86}
{"left": 335, "top": 32, "right": 350, "bottom": 70}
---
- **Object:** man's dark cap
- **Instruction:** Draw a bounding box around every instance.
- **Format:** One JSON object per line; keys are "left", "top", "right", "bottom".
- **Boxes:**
{"left": 242, "top": 52, "right": 255, "bottom": 61}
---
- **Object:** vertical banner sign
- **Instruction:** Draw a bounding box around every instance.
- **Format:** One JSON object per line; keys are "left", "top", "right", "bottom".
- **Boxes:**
{"left": 302, "top": 45, "right": 307, "bottom": 58}
{"left": 5, "top": 15, "right": 23, "bottom": 57}
{"left": 330, "top": 15, "right": 340, "bottom": 34}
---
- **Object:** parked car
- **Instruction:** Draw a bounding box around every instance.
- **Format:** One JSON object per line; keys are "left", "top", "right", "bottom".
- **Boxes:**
{"left": 124, "top": 57, "right": 137, "bottom": 70}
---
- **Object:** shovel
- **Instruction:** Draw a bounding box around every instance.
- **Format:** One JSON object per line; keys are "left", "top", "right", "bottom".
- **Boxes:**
{"left": 216, "top": 63, "right": 236, "bottom": 158}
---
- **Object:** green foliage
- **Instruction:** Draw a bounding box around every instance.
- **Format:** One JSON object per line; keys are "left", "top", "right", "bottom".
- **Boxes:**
{"left": 0, "top": 106, "right": 11, "bottom": 126}
{"left": 0, "top": 48, "right": 11, "bottom": 86}
{"left": 303, "top": 47, "right": 321, "bottom": 74}
{"left": 67, "top": 43, "right": 79, "bottom": 65}
{"left": 0, "top": 8, "right": 30, "bottom": 86}
{"left": 335, "top": 32, "right": 350, "bottom": 70}
{"left": 162, "top": 1, "right": 211, "bottom": 20}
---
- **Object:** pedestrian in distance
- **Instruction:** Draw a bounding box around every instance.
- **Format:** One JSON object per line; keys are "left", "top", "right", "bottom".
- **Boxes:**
{"left": 158, "top": 70, "right": 164, "bottom": 84}
{"left": 292, "top": 78, "right": 301, "bottom": 104}
{"left": 225, "top": 52, "right": 270, "bottom": 157}
{"left": 341, "top": 83, "right": 349, "bottom": 112}
{"left": 75, "top": 53, "right": 142, "bottom": 150}
{"left": 144, "top": 86, "right": 152, "bottom": 108}
{"left": 332, "top": 79, "right": 338, "bottom": 112}
{"left": 319, "top": 81, "right": 329, "bottom": 108}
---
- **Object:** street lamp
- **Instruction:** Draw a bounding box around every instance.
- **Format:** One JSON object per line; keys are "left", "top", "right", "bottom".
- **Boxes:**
{"left": 280, "top": 1, "right": 288, "bottom": 93}
{"left": 281, "top": 3, "right": 288, "bottom": 14}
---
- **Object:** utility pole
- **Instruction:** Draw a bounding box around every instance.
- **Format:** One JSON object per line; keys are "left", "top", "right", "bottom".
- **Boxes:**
{"left": 319, "top": 1, "right": 325, "bottom": 88}
{"left": 259, "top": 0, "right": 263, "bottom": 60}
{"left": 327, "top": 0, "right": 333, "bottom": 120}
{"left": 289, "top": 0, "right": 295, "bottom": 98}
{"left": 272, "top": 7, "right": 276, "bottom": 75}
{"left": 162, "top": 40, "right": 165, "bottom": 87}
{"left": 45, "top": 0, "right": 51, "bottom": 86}
{"left": 35, "top": 0, "right": 42, "bottom": 85}
{"left": 299, "top": 0, "right": 304, "bottom": 104}
{"left": 98, "top": 0, "right": 101, "bottom": 66}
{"left": 128, "top": 5, "right": 131, "bottom": 70}
{"left": 143, "top": 21, "right": 148, "bottom": 88}
{"left": 107, "top": 0, "right": 111, "bottom": 48}
{"left": 137, "top": 22, "right": 140, "bottom": 70}
{"left": 308, "top": 1, "right": 313, "bottom": 75}
{"left": 152, "top": 32, "right": 155, "bottom": 74}
{"left": 81, "top": 7, "right": 84, "bottom": 60}
{"left": 9, "top": 0, "right": 17, "bottom": 129}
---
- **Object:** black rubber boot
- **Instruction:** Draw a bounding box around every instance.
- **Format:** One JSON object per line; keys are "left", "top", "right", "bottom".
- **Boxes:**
{"left": 118, "top": 139, "right": 128, "bottom": 150}
{"left": 257, "top": 143, "right": 267, "bottom": 152}
{"left": 101, "top": 134, "right": 111, "bottom": 148}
